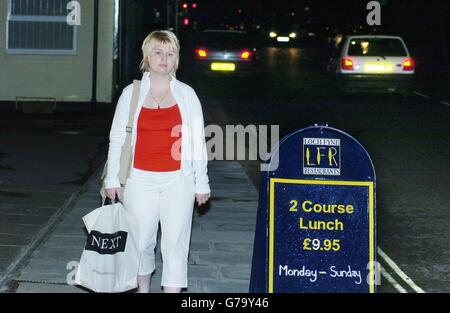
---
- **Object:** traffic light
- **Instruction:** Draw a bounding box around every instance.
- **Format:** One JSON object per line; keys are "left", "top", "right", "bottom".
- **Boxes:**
{"left": 181, "top": 3, "right": 188, "bottom": 9}
{"left": 183, "top": 18, "right": 189, "bottom": 26}
{"left": 192, "top": 3, "right": 197, "bottom": 9}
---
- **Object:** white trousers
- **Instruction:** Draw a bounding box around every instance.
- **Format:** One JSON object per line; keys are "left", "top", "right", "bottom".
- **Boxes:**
{"left": 123, "top": 167, "right": 195, "bottom": 288}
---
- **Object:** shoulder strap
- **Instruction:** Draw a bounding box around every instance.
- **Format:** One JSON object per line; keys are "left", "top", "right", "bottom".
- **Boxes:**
{"left": 126, "top": 79, "right": 141, "bottom": 133}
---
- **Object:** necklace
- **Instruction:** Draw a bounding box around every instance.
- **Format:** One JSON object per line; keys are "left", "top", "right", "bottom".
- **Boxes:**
{"left": 149, "top": 86, "right": 170, "bottom": 109}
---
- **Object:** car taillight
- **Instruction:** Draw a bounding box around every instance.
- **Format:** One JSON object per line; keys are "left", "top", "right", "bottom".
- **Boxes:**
{"left": 341, "top": 58, "right": 354, "bottom": 71}
{"left": 403, "top": 58, "right": 414, "bottom": 71}
{"left": 196, "top": 48, "right": 207, "bottom": 58}
{"left": 240, "top": 50, "right": 252, "bottom": 59}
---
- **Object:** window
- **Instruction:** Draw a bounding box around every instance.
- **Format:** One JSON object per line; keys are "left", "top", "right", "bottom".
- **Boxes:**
{"left": 200, "top": 31, "right": 251, "bottom": 49}
{"left": 6, "top": 0, "right": 77, "bottom": 55}
{"left": 347, "top": 38, "right": 407, "bottom": 57}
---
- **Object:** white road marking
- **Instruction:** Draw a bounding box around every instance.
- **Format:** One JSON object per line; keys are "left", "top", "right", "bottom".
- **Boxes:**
{"left": 378, "top": 247, "right": 426, "bottom": 293}
{"left": 414, "top": 91, "right": 450, "bottom": 107}
{"left": 60, "top": 131, "right": 81, "bottom": 135}
{"left": 413, "top": 91, "right": 450, "bottom": 108}
{"left": 413, "top": 91, "right": 432, "bottom": 99}
{"left": 380, "top": 264, "right": 407, "bottom": 293}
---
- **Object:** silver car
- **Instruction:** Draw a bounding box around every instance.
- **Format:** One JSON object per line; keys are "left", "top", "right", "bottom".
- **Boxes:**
{"left": 193, "top": 30, "right": 258, "bottom": 75}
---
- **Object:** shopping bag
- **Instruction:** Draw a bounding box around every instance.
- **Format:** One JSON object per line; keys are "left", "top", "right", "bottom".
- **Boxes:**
{"left": 74, "top": 200, "right": 140, "bottom": 293}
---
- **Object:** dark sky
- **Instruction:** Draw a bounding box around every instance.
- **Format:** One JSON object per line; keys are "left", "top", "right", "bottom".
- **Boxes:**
{"left": 193, "top": 0, "right": 367, "bottom": 26}
{"left": 191, "top": 0, "right": 447, "bottom": 28}
{"left": 147, "top": 0, "right": 447, "bottom": 52}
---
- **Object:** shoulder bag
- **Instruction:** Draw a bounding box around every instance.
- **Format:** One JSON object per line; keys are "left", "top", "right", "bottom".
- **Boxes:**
{"left": 100, "top": 79, "right": 141, "bottom": 202}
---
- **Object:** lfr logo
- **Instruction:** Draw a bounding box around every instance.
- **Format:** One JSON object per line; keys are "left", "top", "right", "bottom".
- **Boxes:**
{"left": 303, "top": 138, "right": 341, "bottom": 176}
{"left": 67, "top": 1, "right": 81, "bottom": 26}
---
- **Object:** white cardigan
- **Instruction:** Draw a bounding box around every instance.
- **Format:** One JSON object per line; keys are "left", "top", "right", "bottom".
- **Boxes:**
{"left": 104, "top": 72, "right": 211, "bottom": 194}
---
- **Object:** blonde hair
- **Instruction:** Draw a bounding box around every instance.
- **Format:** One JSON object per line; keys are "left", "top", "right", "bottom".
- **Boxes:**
{"left": 140, "top": 30, "right": 180, "bottom": 75}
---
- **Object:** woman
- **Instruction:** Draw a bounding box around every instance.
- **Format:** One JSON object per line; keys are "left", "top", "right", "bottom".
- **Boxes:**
{"left": 104, "top": 30, "right": 211, "bottom": 293}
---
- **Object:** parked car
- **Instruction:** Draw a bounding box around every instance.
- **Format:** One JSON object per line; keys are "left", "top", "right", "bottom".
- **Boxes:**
{"left": 327, "top": 35, "right": 415, "bottom": 96}
{"left": 193, "top": 29, "right": 258, "bottom": 75}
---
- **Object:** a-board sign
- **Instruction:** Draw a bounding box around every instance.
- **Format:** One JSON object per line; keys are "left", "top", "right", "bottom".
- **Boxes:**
{"left": 250, "top": 125, "right": 376, "bottom": 293}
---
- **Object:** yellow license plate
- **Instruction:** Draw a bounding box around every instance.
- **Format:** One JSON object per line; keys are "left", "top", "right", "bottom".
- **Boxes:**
{"left": 211, "top": 62, "right": 236, "bottom": 71}
{"left": 364, "top": 62, "right": 393, "bottom": 73}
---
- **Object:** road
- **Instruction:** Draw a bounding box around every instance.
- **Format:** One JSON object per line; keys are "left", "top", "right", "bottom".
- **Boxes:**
{"left": 0, "top": 45, "right": 448, "bottom": 293}
{"left": 181, "top": 45, "right": 450, "bottom": 293}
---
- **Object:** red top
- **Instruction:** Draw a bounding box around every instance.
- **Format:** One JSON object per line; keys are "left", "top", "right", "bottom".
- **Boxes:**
{"left": 134, "top": 105, "right": 182, "bottom": 172}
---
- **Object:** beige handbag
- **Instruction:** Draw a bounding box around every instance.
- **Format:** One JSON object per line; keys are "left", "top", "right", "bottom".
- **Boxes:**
{"left": 100, "top": 79, "right": 141, "bottom": 202}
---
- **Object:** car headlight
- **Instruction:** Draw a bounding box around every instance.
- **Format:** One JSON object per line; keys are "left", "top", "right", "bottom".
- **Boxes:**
{"left": 269, "top": 31, "right": 277, "bottom": 38}
{"left": 289, "top": 32, "right": 296, "bottom": 38}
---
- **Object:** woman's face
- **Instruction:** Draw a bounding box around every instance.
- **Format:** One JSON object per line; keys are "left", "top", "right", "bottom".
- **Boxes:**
{"left": 148, "top": 42, "right": 177, "bottom": 76}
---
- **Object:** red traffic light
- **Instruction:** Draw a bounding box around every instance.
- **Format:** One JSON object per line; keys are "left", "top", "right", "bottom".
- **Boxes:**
{"left": 183, "top": 18, "right": 189, "bottom": 26}
{"left": 192, "top": 3, "right": 197, "bottom": 9}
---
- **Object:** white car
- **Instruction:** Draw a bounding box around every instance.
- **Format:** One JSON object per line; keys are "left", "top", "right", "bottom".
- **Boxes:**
{"left": 327, "top": 35, "right": 415, "bottom": 96}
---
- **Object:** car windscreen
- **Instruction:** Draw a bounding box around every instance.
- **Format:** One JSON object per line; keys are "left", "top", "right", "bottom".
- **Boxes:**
{"left": 347, "top": 38, "right": 407, "bottom": 56}
{"left": 199, "top": 32, "right": 250, "bottom": 49}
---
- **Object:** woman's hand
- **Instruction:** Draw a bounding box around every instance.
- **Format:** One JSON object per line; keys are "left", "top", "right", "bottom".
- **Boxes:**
{"left": 195, "top": 193, "right": 210, "bottom": 206}
{"left": 105, "top": 187, "right": 124, "bottom": 202}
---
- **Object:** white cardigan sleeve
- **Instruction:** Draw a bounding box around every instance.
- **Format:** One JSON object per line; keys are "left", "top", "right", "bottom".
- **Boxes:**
{"left": 104, "top": 84, "right": 132, "bottom": 189}
{"left": 189, "top": 88, "right": 211, "bottom": 194}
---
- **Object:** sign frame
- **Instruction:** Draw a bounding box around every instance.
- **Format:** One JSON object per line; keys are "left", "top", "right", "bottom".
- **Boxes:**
{"left": 249, "top": 125, "right": 377, "bottom": 293}
{"left": 268, "top": 178, "right": 375, "bottom": 293}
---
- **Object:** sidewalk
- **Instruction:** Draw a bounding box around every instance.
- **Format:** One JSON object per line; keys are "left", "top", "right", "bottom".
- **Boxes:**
{"left": 12, "top": 159, "right": 259, "bottom": 293}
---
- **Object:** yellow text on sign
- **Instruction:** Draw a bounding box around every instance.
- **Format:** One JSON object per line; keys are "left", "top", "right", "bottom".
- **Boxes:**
{"left": 305, "top": 147, "right": 338, "bottom": 166}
